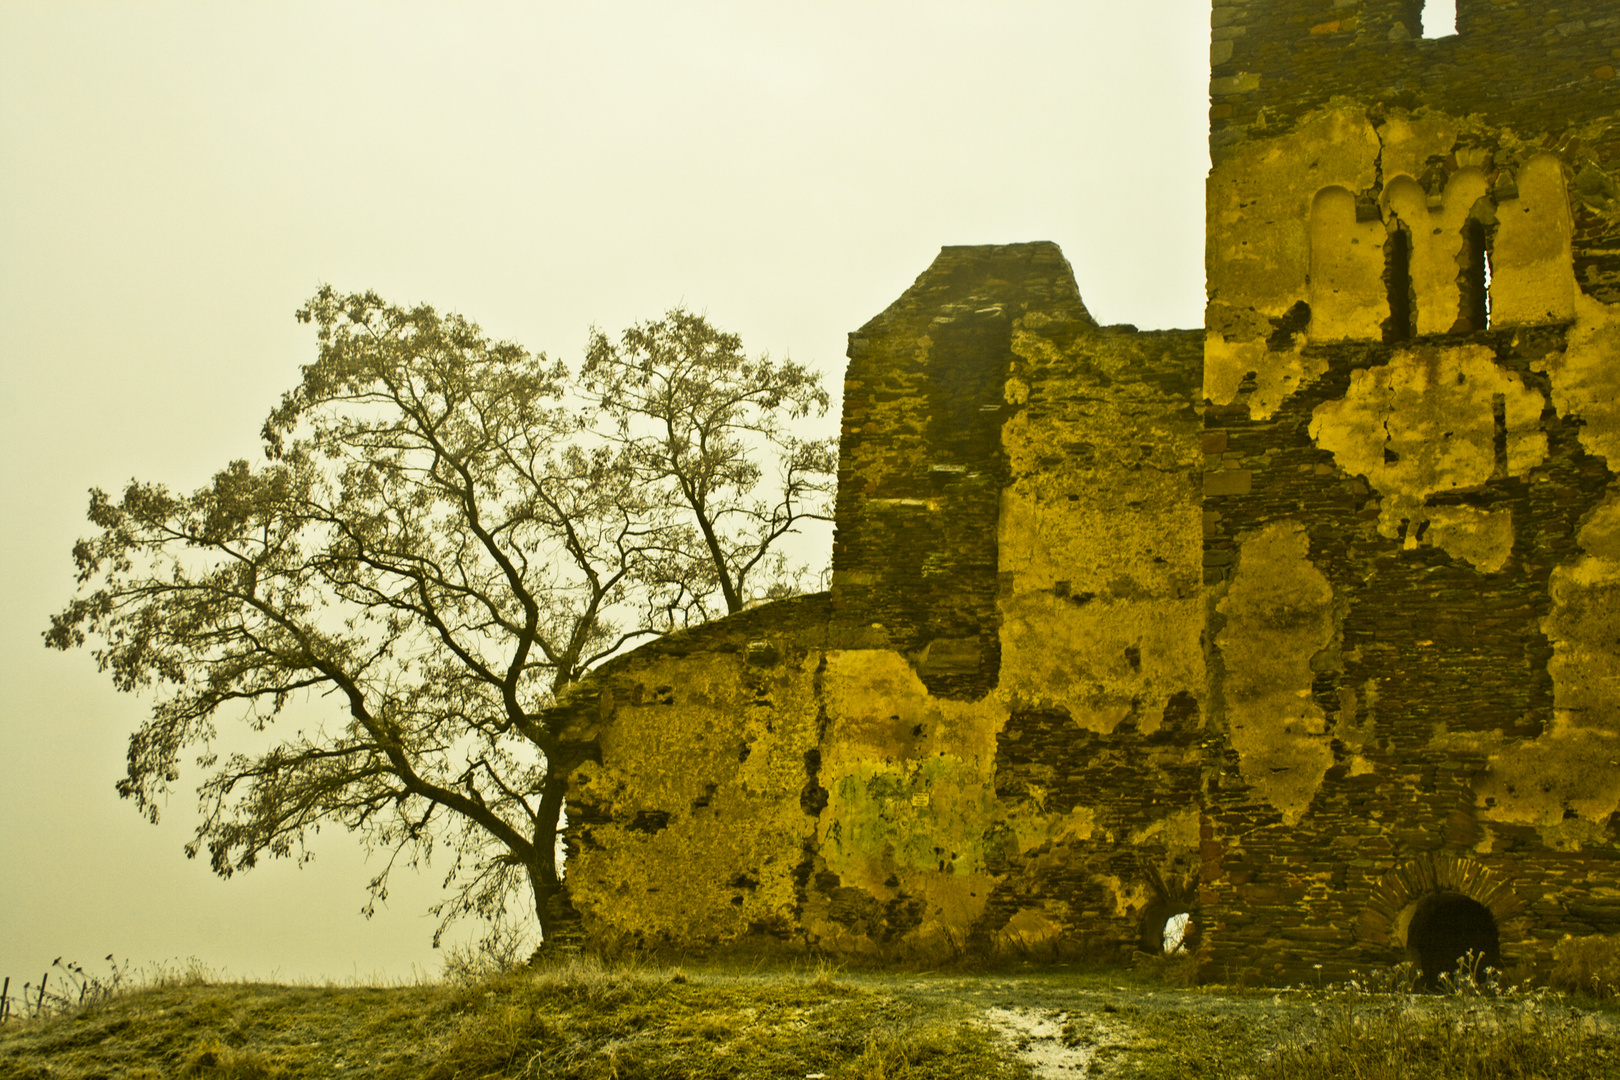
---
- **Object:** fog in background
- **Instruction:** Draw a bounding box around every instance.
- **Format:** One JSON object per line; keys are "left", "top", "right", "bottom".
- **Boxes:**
{"left": 0, "top": 0, "right": 1209, "bottom": 985}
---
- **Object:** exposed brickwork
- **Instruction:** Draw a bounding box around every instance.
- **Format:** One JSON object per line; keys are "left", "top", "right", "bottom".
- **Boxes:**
{"left": 1202, "top": 0, "right": 1620, "bottom": 986}
{"left": 831, "top": 243, "right": 1092, "bottom": 698}
{"left": 553, "top": 3, "right": 1620, "bottom": 984}
{"left": 1200, "top": 329, "right": 1620, "bottom": 985}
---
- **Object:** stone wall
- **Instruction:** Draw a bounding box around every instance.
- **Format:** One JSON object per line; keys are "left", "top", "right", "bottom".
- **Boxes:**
{"left": 551, "top": 2, "right": 1620, "bottom": 984}
{"left": 1209, "top": 0, "right": 1620, "bottom": 300}
{"left": 556, "top": 244, "right": 1208, "bottom": 962}
{"left": 1202, "top": 0, "right": 1620, "bottom": 985}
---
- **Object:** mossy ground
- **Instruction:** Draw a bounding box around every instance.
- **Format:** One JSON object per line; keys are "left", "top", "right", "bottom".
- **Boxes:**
{"left": 2, "top": 955, "right": 1618, "bottom": 1079}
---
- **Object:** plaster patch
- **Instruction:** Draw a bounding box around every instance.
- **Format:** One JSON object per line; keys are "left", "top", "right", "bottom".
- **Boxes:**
{"left": 996, "top": 906, "right": 1065, "bottom": 951}
{"left": 998, "top": 388, "right": 1203, "bottom": 733}
{"left": 1424, "top": 504, "right": 1515, "bottom": 574}
{"left": 570, "top": 809, "right": 804, "bottom": 944}
{"left": 1309, "top": 185, "right": 1391, "bottom": 340}
{"left": 1309, "top": 344, "right": 1546, "bottom": 565}
{"left": 567, "top": 650, "right": 823, "bottom": 947}
{"left": 1474, "top": 497, "right": 1620, "bottom": 839}
{"left": 1128, "top": 806, "right": 1202, "bottom": 850}
{"left": 823, "top": 648, "right": 1002, "bottom": 761}
{"left": 1491, "top": 155, "right": 1577, "bottom": 326}
{"left": 1543, "top": 496, "right": 1620, "bottom": 738}
{"left": 999, "top": 590, "right": 1204, "bottom": 734}
{"left": 1536, "top": 293, "right": 1620, "bottom": 465}
{"left": 1376, "top": 112, "right": 1461, "bottom": 187}
{"left": 1002, "top": 798, "right": 1098, "bottom": 856}
{"left": 1090, "top": 873, "right": 1153, "bottom": 920}
{"left": 1215, "top": 522, "right": 1336, "bottom": 825}
{"left": 1204, "top": 332, "right": 1327, "bottom": 417}
{"left": 819, "top": 756, "right": 993, "bottom": 875}
{"left": 815, "top": 650, "right": 1006, "bottom": 943}
{"left": 1476, "top": 732, "right": 1620, "bottom": 833}
{"left": 1206, "top": 106, "right": 1380, "bottom": 322}
{"left": 1050, "top": 805, "right": 1098, "bottom": 844}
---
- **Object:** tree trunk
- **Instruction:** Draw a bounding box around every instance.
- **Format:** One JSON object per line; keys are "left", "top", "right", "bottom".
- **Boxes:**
{"left": 528, "top": 758, "right": 587, "bottom": 951}
{"left": 529, "top": 868, "right": 586, "bottom": 950}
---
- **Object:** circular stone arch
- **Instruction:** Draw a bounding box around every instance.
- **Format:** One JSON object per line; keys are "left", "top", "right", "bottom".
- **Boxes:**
{"left": 1358, "top": 853, "right": 1524, "bottom": 983}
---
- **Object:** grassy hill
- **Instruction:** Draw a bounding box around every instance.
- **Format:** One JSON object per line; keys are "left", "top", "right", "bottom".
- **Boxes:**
{"left": 2, "top": 954, "right": 1618, "bottom": 1079}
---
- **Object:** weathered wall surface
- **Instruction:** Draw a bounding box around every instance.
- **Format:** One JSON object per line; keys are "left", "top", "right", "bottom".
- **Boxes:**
{"left": 1201, "top": 0, "right": 1620, "bottom": 986}
{"left": 558, "top": 597, "right": 832, "bottom": 950}
{"left": 558, "top": 244, "right": 1206, "bottom": 961}
{"left": 985, "top": 310, "right": 1205, "bottom": 958}
{"left": 555, "top": 2, "right": 1620, "bottom": 983}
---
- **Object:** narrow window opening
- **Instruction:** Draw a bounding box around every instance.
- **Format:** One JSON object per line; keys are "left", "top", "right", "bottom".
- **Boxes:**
{"left": 1455, "top": 218, "right": 1491, "bottom": 333}
{"left": 1162, "top": 911, "right": 1191, "bottom": 955}
{"left": 1406, "top": 891, "right": 1500, "bottom": 988}
{"left": 1421, "top": 0, "right": 1457, "bottom": 38}
{"left": 1383, "top": 220, "right": 1416, "bottom": 343}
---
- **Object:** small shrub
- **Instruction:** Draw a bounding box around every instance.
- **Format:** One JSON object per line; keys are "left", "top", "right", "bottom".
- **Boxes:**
{"left": 806, "top": 958, "right": 845, "bottom": 989}
{"left": 5, "top": 956, "right": 138, "bottom": 1022}
{"left": 525, "top": 951, "right": 640, "bottom": 1003}
{"left": 1551, "top": 933, "right": 1620, "bottom": 998}
{"left": 440, "top": 919, "right": 536, "bottom": 985}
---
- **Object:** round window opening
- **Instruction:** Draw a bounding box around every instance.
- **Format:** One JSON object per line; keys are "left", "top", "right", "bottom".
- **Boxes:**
{"left": 1162, "top": 911, "right": 1191, "bottom": 955}
{"left": 1406, "top": 891, "right": 1500, "bottom": 987}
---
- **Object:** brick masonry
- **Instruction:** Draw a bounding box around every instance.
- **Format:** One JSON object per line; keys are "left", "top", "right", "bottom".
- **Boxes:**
{"left": 551, "top": 2, "right": 1620, "bottom": 985}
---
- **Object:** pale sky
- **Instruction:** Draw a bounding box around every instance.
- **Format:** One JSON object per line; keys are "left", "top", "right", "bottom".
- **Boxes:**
{"left": 0, "top": 1, "right": 1209, "bottom": 985}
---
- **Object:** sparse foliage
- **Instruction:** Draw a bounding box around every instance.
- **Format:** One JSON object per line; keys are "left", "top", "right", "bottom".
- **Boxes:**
{"left": 46, "top": 289, "right": 834, "bottom": 944}
{"left": 582, "top": 309, "right": 836, "bottom": 617}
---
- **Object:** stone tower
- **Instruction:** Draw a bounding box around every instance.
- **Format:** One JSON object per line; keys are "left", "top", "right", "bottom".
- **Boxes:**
{"left": 1201, "top": 0, "right": 1620, "bottom": 983}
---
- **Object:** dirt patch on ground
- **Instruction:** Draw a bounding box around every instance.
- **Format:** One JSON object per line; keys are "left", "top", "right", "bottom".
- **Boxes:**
{"left": 982, "top": 1006, "right": 1121, "bottom": 1077}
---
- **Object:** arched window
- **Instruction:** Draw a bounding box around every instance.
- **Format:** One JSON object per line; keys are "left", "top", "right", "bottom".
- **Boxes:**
{"left": 1384, "top": 220, "right": 1415, "bottom": 343}
{"left": 1490, "top": 154, "right": 1576, "bottom": 326}
{"left": 1455, "top": 217, "right": 1491, "bottom": 333}
{"left": 1309, "top": 186, "right": 1389, "bottom": 341}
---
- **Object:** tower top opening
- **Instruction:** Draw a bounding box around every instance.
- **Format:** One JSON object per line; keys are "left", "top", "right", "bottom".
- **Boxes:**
{"left": 1422, "top": 0, "right": 1457, "bottom": 38}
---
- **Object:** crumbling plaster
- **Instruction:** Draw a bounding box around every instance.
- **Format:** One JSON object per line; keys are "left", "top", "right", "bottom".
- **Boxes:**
{"left": 1206, "top": 104, "right": 1587, "bottom": 421}
{"left": 1308, "top": 343, "right": 1544, "bottom": 572}
{"left": 998, "top": 315, "right": 1204, "bottom": 737}
{"left": 559, "top": 245, "right": 1207, "bottom": 961}
{"left": 555, "top": 3, "right": 1620, "bottom": 984}
{"left": 1214, "top": 522, "right": 1337, "bottom": 825}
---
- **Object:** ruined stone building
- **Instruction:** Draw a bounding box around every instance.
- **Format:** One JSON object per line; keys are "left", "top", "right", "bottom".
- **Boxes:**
{"left": 548, "top": 0, "right": 1620, "bottom": 985}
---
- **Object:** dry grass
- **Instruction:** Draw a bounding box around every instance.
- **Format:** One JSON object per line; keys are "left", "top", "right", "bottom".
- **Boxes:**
{"left": 1, "top": 951, "right": 1617, "bottom": 1079}
{"left": 0, "top": 953, "right": 1025, "bottom": 1080}
{"left": 1551, "top": 933, "right": 1620, "bottom": 999}
{"left": 1255, "top": 955, "right": 1620, "bottom": 1080}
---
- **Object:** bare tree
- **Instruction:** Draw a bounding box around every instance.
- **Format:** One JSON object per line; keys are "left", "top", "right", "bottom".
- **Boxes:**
{"left": 581, "top": 308, "right": 837, "bottom": 617}
{"left": 45, "top": 288, "right": 738, "bottom": 944}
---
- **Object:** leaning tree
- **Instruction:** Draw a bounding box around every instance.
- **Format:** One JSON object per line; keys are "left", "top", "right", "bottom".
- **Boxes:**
{"left": 46, "top": 287, "right": 834, "bottom": 946}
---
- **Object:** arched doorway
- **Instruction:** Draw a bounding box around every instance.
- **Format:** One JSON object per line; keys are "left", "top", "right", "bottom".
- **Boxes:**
{"left": 1406, "top": 890, "right": 1500, "bottom": 987}
{"left": 1137, "top": 901, "right": 1195, "bottom": 956}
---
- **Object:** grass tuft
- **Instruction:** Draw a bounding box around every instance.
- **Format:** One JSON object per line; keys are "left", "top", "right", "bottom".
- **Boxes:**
{"left": 1551, "top": 933, "right": 1620, "bottom": 999}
